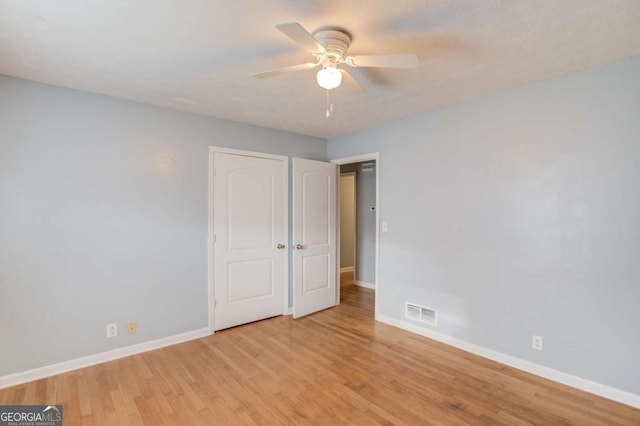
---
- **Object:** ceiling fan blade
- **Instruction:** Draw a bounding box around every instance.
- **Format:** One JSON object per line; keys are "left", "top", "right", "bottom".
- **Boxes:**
{"left": 276, "top": 22, "right": 326, "bottom": 54}
{"left": 339, "top": 69, "right": 366, "bottom": 93}
{"left": 347, "top": 54, "right": 419, "bottom": 68}
{"left": 253, "top": 62, "right": 318, "bottom": 79}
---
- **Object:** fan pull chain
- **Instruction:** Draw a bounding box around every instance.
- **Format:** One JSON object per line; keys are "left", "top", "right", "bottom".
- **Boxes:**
{"left": 326, "top": 90, "right": 334, "bottom": 118}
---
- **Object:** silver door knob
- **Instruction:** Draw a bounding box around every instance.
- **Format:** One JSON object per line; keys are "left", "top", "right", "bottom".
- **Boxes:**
{"left": 277, "top": 244, "right": 286, "bottom": 249}
{"left": 295, "top": 244, "right": 303, "bottom": 250}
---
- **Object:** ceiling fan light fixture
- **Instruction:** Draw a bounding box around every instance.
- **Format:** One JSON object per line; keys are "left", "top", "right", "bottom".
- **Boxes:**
{"left": 316, "top": 66, "right": 342, "bottom": 90}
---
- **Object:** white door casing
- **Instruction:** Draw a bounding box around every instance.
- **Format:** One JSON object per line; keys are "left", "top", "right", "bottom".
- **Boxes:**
{"left": 331, "top": 152, "right": 380, "bottom": 317}
{"left": 292, "top": 158, "right": 337, "bottom": 318}
{"left": 212, "top": 151, "right": 287, "bottom": 331}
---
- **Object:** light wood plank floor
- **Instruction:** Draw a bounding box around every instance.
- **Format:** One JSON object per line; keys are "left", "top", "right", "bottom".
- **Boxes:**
{"left": 1, "top": 281, "right": 638, "bottom": 425}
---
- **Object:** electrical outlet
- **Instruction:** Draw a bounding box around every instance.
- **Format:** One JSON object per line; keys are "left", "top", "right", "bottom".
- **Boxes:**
{"left": 127, "top": 321, "right": 137, "bottom": 335}
{"left": 106, "top": 323, "right": 117, "bottom": 338}
{"left": 532, "top": 335, "right": 543, "bottom": 351}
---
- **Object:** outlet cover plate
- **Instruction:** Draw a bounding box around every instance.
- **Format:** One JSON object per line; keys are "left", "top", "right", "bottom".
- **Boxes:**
{"left": 532, "top": 335, "right": 543, "bottom": 351}
{"left": 106, "top": 323, "right": 117, "bottom": 338}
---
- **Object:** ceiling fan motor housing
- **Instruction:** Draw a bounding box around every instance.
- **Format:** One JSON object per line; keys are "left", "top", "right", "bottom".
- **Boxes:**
{"left": 313, "top": 29, "right": 351, "bottom": 61}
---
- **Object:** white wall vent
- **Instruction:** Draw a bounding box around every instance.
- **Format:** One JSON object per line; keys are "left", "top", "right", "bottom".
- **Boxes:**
{"left": 406, "top": 303, "right": 421, "bottom": 320}
{"left": 405, "top": 302, "right": 438, "bottom": 327}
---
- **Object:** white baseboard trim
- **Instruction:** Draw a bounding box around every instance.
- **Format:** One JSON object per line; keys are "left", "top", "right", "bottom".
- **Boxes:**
{"left": 0, "top": 327, "right": 211, "bottom": 390}
{"left": 375, "top": 314, "right": 640, "bottom": 409}
{"left": 340, "top": 266, "right": 354, "bottom": 273}
{"left": 285, "top": 308, "right": 293, "bottom": 315}
{"left": 354, "top": 280, "right": 375, "bottom": 290}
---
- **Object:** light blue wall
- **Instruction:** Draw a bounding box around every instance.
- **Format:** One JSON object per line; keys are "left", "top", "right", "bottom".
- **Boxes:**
{"left": 0, "top": 75, "right": 325, "bottom": 376}
{"left": 328, "top": 56, "right": 640, "bottom": 395}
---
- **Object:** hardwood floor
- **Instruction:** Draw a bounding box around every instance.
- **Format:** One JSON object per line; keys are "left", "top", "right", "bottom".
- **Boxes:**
{"left": 1, "top": 284, "right": 638, "bottom": 425}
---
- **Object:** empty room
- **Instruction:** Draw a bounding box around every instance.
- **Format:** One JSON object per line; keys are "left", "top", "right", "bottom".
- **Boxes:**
{"left": 1, "top": 1, "right": 639, "bottom": 424}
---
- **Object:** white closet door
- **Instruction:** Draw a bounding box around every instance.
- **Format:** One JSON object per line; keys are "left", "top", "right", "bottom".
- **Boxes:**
{"left": 213, "top": 152, "right": 286, "bottom": 330}
{"left": 292, "top": 158, "right": 337, "bottom": 318}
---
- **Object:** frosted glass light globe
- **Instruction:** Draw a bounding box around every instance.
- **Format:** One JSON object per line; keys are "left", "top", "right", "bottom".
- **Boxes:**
{"left": 316, "top": 67, "right": 342, "bottom": 90}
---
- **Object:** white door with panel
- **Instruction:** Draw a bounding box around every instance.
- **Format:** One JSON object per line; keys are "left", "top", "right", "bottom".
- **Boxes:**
{"left": 292, "top": 158, "right": 338, "bottom": 318}
{"left": 213, "top": 152, "right": 287, "bottom": 331}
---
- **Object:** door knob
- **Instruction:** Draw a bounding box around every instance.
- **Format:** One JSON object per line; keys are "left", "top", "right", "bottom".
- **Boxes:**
{"left": 277, "top": 244, "right": 286, "bottom": 249}
{"left": 295, "top": 244, "right": 303, "bottom": 249}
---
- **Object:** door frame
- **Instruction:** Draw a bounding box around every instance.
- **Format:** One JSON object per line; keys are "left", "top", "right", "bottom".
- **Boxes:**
{"left": 208, "top": 146, "right": 289, "bottom": 334}
{"left": 331, "top": 153, "right": 380, "bottom": 319}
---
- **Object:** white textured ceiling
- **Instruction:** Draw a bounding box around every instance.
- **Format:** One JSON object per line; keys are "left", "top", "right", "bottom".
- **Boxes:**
{"left": 1, "top": 1, "right": 639, "bottom": 138}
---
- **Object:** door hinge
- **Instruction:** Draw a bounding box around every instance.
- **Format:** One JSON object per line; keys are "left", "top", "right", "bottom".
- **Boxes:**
{"left": 214, "top": 234, "right": 217, "bottom": 243}
{"left": 213, "top": 168, "right": 216, "bottom": 177}
{"left": 214, "top": 300, "right": 217, "bottom": 308}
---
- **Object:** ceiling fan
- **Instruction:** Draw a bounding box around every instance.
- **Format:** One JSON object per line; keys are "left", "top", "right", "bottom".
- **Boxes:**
{"left": 254, "top": 22, "right": 420, "bottom": 94}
